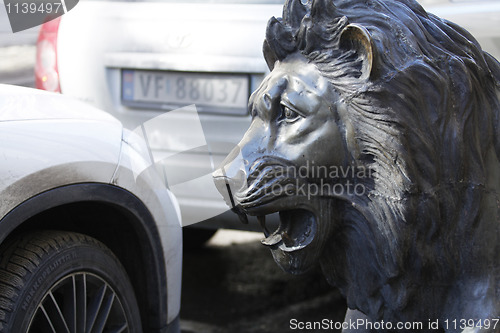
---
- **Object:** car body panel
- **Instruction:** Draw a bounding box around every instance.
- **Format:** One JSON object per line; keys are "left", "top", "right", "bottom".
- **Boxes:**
{"left": 0, "top": 83, "right": 119, "bottom": 122}
{"left": 0, "top": 85, "right": 123, "bottom": 219}
{"left": 114, "top": 128, "right": 182, "bottom": 321}
{"left": 57, "top": 2, "right": 282, "bottom": 108}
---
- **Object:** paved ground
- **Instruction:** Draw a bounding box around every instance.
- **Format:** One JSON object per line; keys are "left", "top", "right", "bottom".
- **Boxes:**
{"left": 181, "top": 230, "right": 347, "bottom": 333}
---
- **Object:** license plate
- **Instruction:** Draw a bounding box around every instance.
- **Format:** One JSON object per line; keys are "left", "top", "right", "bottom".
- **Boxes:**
{"left": 122, "top": 70, "right": 249, "bottom": 115}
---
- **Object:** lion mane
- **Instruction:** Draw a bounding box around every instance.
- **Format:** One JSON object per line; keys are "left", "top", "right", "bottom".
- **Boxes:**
{"left": 264, "top": 0, "right": 500, "bottom": 324}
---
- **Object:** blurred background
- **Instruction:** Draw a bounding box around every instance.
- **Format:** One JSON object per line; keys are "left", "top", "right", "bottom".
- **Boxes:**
{"left": 0, "top": 0, "right": 37, "bottom": 87}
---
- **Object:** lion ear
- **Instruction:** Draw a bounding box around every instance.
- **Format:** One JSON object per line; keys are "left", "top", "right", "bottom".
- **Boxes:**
{"left": 339, "top": 24, "right": 376, "bottom": 81}
{"left": 263, "top": 16, "right": 296, "bottom": 71}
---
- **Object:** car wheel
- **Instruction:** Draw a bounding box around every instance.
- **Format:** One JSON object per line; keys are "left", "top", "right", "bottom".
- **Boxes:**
{"left": 0, "top": 230, "right": 142, "bottom": 333}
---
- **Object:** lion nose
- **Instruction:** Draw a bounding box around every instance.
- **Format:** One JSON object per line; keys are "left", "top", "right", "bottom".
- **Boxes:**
{"left": 212, "top": 147, "right": 248, "bottom": 208}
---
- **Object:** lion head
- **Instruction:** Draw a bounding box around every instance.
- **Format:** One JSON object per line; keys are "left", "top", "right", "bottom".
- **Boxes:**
{"left": 214, "top": 0, "right": 500, "bottom": 325}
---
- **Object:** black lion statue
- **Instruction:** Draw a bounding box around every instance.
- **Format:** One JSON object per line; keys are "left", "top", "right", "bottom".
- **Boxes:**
{"left": 213, "top": 0, "right": 500, "bottom": 330}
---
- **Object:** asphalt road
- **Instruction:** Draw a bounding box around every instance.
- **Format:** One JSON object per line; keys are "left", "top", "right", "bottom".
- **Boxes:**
{"left": 182, "top": 230, "right": 347, "bottom": 333}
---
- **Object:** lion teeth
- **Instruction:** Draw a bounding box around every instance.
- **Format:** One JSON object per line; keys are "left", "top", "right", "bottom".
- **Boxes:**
{"left": 261, "top": 232, "right": 282, "bottom": 246}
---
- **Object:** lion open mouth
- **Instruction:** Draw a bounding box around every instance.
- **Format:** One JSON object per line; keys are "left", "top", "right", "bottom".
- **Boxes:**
{"left": 258, "top": 209, "right": 316, "bottom": 252}
{"left": 215, "top": 157, "right": 319, "bottom": 253}
{"left": 228, "top": 158, "right": 318, "bottom": 253}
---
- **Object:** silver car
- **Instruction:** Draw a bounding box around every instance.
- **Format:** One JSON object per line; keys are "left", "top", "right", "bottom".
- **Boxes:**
{"left": 34, "top": 0, "right": 500, "bottom": 230}
{"left": 0, "top": 84, "right": 182, "bottom": 333}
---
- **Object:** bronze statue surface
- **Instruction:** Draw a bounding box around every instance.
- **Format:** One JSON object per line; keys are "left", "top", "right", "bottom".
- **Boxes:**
{"left": 213, "top": 0, "right": 500, "bottom": 330}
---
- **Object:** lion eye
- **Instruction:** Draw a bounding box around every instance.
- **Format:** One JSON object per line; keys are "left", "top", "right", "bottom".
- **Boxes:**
{"left": 283, "top": 106, "right": 301, "bottom": 122}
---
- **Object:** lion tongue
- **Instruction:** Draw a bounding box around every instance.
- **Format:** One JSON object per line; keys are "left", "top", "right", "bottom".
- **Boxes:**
{"left": 261, "top": 209, "right": 316, "bottom": 251}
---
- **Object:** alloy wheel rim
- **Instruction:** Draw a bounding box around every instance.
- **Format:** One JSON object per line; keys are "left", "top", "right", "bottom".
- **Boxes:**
{"left": 27, "top": 272, "right": 130, "bottom": 333}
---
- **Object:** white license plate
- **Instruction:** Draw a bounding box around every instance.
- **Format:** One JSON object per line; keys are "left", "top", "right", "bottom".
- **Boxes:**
{"left": 122, "top": 70, "right": 249, "bottom": 115}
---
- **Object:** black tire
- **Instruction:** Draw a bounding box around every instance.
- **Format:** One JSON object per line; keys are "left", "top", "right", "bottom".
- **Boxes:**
{"left": 0, "top": 230, "right": 143, "bottom": 333}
